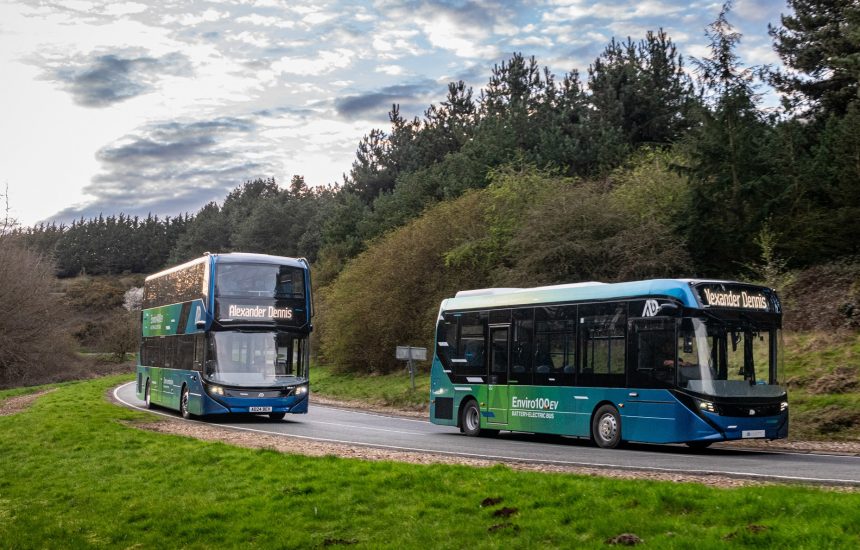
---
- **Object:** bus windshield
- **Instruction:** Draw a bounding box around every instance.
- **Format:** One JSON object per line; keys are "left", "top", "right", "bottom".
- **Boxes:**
{"left": 677, "top": 317, "right": 784, "bottom": 398}
{"left": 204, "top": 331, "right": 306, "bottom": 386}
{"left": 216, "top": 263, "right": 305, "bottom": 299}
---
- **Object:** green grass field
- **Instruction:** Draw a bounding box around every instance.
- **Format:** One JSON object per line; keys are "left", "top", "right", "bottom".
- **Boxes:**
{"left": 1, "top": 376, "right": 859, "bottom": 549}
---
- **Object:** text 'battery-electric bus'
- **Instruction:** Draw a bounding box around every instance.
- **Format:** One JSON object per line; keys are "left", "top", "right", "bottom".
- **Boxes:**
{"left": 429, "top": 279, "right": 788, "bottom": 448}
{"left": 136, "top": 253, "right": 313, "bottom": 419}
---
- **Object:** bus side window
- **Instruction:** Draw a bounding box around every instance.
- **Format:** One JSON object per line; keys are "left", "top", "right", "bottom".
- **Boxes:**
{"left": 579, "top": 302, "right": 626, "bottom": 387}
{"left": 436, "top": 314, "right": 458, "bottom": 370}
{"left": 511, "top": 308, "right": 533, "bottom": 384}
{"left": 453, "top": 312, "right": 487, "bottom": 381}
{"left": 628, "top": 318, "right": 675, "bottom": 388}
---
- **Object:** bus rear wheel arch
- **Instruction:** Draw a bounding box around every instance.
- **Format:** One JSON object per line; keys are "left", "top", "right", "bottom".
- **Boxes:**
{"left": 180, "top": 385, "right": 192, "bottom": 419}
{"left": 592, "top": 404, "right": 623, "bottom": 449}
{"left": 144, "top": 379, "right": 152, "bottom": 409}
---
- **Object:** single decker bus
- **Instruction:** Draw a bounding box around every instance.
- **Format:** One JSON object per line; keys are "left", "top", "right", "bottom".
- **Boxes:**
{"left": 136, "top": 253, "right": 313, "bottom": 419}
{"left": 429, "top": 279, "right": 787, "bottom": 448}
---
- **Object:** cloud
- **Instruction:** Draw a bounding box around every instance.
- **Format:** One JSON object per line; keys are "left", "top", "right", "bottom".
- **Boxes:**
{"left": 41, "top": 49, "right": 192, "bottom": 107}
{"left": 334, "top": 80, "right": 439, "bottom": 119}
{"left": 47, "top": 116, "right": 272, "bottom": 222}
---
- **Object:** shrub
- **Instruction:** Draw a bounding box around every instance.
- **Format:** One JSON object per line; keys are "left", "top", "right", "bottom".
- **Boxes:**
{"left": 506, "top": 181, "right": 692, "bottom": 284}
{"left": 0, "top": 241, "right": 77, "bottom": 386}
{"left": 318, "top": 191, "right": 490, "bottom": 373}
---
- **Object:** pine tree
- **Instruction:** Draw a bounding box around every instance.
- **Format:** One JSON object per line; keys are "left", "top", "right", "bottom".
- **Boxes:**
{"left": 769, "top": 0, "right": 860, "bottom": 116}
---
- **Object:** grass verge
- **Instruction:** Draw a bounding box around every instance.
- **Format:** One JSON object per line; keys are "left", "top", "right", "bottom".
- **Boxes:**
{"left": 1, "top": 376, "right": 860, "bottom": 548}
{"left": 311, "top": 364, "right": 430, "bottom": 410}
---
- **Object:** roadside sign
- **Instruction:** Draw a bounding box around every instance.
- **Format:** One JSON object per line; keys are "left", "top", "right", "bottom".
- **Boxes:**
{"left": 396, "top": 346, "right": 427, "bottom": 390}
{"left": 396, "top": 346, "right": 427, "bottom": 361}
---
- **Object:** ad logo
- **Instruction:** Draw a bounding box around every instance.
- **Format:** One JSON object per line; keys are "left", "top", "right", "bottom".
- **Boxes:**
{"left": 642, "top": 300, "right": 660, "bottom": 317}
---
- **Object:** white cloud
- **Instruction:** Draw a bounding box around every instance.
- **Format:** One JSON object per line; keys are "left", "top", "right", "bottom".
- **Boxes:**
{"left": 376, "top": 64, "right": 405, "bottom": 75}
{"left": 161, "top": 9, "right": 227, "bottom": 26}
{"left": 235, "top": 14, "right": 296, "bottom": 28}
{"left": 103, "top": 2, "right": 148, "bottom": 17}
{"left": 272, "top": 49, "right": 355, "bottom": 76}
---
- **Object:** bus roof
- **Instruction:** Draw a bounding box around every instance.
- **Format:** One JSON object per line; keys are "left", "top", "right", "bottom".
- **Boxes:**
{"left": 145, "top": 252, "right": 307, "bottom": 282}
{"left": 211, "top": 252, "right": 307, "bottom": 268}
{"left": 440, "top": 278, "right": 763, "bottom": 312}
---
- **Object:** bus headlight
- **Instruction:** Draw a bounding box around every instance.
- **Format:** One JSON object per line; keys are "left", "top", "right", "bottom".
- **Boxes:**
{"left": 697, "top": 400, "right": 716, "bottom": 413}
{"left": 294, "top": 385, "right": 308, "bottom": 396}
{"left": 780, "top": 401, "right": 788, "bottom": 412}
{"left": 207, "top": 385, "right": 224, "bottom": 396}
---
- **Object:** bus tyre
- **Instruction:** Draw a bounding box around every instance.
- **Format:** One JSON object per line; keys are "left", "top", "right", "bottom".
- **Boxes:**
{"left": 180, "top": 386, "right": 192, "bottom": 419}
{"left": 144, "top": 380, "right": 152, "bottom": 409}
{"left": 269, "top": 412, "right": 286, "bottom": 421}
{"left": 461, "top": 400, "right": 483, "bottom": 437}
{"left": 592, "top": 405, "right": 622, "bottom": 449}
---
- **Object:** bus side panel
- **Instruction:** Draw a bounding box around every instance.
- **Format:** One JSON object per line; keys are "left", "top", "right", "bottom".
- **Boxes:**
{"left": 500, "top": 386, "right": 590, "bottom": 436}
{"left": 621, "top": 389, "right": 696, "bottom": 443}
{"left": 160, "top": 369, "right": 181, "bottom": 410}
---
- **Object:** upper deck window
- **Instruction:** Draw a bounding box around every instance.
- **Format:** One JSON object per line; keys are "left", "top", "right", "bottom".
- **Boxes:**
{"left": 216, "top": 263, "right": 305, "bottom": 299}
{"left": 143, "top": 261, "right": 206, "bottom": 309}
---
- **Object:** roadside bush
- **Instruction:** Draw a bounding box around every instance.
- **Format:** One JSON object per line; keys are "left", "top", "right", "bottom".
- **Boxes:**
{"left": 63, "top": 277, "right": 127, "bottom": 311}
{"left": 318, "top": 191, "right": 490, "bottom": 374}
{"left": 505, "top": 181, "right": 691, "bottom": 285}
{"left": 0, "top": 241, "right": 77, "bottom": 386}
{"left": 99, "top": 310, "right": 140, "bottom": 362}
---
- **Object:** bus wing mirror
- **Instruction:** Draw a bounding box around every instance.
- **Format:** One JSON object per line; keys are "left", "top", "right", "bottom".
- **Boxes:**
{"left": 657, "top": 303, "right": 678, "bottom": 315}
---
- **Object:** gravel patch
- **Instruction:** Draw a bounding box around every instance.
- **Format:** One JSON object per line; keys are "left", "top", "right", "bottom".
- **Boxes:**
{"left": 0, "top": 389, "right": 56, "bottom": 416}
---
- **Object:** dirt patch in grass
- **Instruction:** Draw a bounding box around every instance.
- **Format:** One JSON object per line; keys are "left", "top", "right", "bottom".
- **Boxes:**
{"left": 807, "top": 367, "right": 859, "bottom": 395}
{"left": 0, "top": 388, "right": 57, "bottom": 416}
{"left": 807, "top": 406, "right": 860, "bottom": 434}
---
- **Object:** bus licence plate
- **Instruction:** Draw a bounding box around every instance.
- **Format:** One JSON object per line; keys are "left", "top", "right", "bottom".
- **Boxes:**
{"left": 249, "top": 406, "right": 272, "bottom": 413}
{"left": 742, "top": 430, "right": 765, "bottom": 438}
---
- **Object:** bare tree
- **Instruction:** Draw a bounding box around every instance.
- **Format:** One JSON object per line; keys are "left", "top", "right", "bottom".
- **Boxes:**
{"left": 0, "top": 241, "right": 76, "bottom": 386}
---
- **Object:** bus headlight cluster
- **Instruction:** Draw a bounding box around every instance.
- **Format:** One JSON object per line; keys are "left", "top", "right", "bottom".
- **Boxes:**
{"left": 697, "top": 400, "right": 716, "bottom": 413}
{"left": 780, "top": 401, "right": 789, "bottom": 412}
{"left": 207, "top": 385, "right": 225, "bottom": 396}
{"left": 294, "top": 385, "right": 308, "bottom": 396}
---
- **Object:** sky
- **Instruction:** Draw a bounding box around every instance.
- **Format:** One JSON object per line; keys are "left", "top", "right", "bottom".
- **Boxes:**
{"left": 0, "top": 0, "right": 790, "bottom": 226}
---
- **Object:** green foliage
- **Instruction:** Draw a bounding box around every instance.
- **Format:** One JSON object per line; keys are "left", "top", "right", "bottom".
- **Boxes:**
{"left": 318, "top": 191, "right": 490, "bottom": 373}
{"left": 2, "top": 377, "right": 860, "bottom": 548}
{"left": 505, "top": 180, "right": 691, "bottom": 285}
{"left": 321, "top": 163, "right": 693, "bottom": 374}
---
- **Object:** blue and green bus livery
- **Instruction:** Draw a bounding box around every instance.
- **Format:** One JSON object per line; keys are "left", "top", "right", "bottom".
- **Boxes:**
{"left": 136, "top": 253, "right": 313, "bottom": 420}
{"left": 430, "top": 279, "right": 788, "bottom": 448}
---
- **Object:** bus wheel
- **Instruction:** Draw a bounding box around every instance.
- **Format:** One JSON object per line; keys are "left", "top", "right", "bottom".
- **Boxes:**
{"left": 592, "top": 405, "right": 622, "bottom": 449}
{"left": 686, "top": 441, "right": 713, "bottom": 450}
{"left": 144, "top": 380, "right": 152, "bottom": 409}
{"left": 180, "top": 386, "right": 192, "bottom": 419}
{"left": 269, "top": 412, "right": 286, "bottom": 421}
{"left": 461, "top": 400, "right": 482, "bottom": 437}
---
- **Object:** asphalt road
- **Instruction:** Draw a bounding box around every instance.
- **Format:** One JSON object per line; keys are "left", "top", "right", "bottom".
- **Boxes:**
{"left": 114, "top": 382, "right": 860, "bottom": 486}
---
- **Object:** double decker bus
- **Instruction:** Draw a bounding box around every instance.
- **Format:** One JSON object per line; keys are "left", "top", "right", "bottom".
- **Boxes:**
{"left": 429, "top": 279, "right": 788, "bottom": 448}
{"left": 136, "top": 253, "right": 313, "bottom": 420}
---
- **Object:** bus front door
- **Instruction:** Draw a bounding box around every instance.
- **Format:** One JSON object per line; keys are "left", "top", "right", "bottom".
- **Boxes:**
{"left": 487, "top": 326, "right": 509, "bottom": 425}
